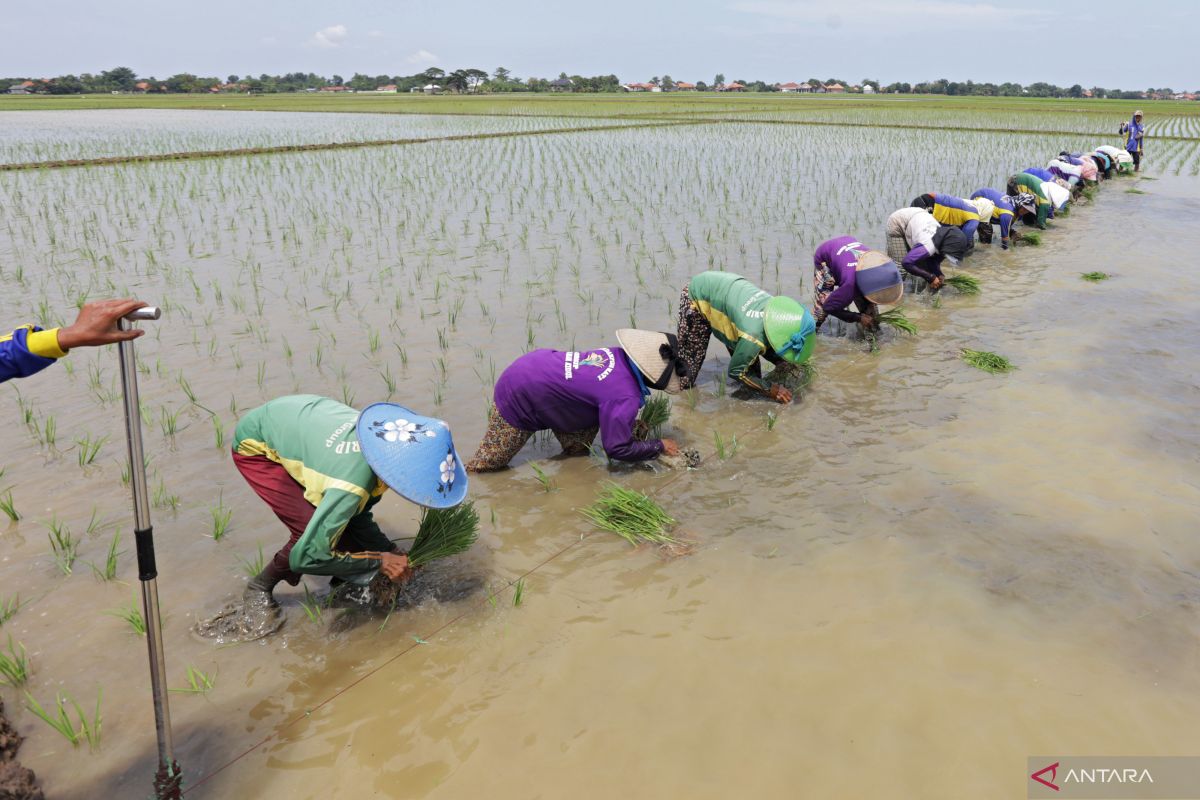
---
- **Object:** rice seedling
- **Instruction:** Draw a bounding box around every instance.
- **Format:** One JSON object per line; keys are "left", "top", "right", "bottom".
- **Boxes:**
{"left": 766, "top": 410, "right": 779, "bottom": 431}
{"left": 89, "top": 529, "right": 123, "bottom": 582}
{"left": 1124, "top": 187, "right": 1146, "bottom": 194}
{"left": 0, "top": 595, "right": 24, "bottom": 626}
{"left": 513, "top": 578, "right": 526, "bottom": 607}
{"left": 637, "top": 393, "right": 671, "bottom": 439}
{"left": 212, "top": 415, "right": 226, "bottom": 449}
{"left": 713, "top": 430, "right": 739, "bottom": 460}
{"left": 24, "top": 689, "right": 103, "bottom": 750}
{"left": 1080, "top": 271, "right": 1110, "bottom": 282}
{"left": 107, "top": 595, "right": 147, "bottom": 635}
{"left": 75, "top": 433, "right": 108, "bottom": 467}
{"left": 579, "top": 483, "right": 679, "bottom": 546}
{"left": 170, "top": 665, "right": 216, "bottom": 695}
{"left": 210, "top": 491, "right": 233, "bottom": 540}
{"left": 1020, "top": 230, "right": 1042, "bottom": 246}
{"left": 530, "top": 462, "right": 556, "bottom": 492}
{"left": 300, "top": 584, "right": 324, "bottom": 624}
{"left": 961, "top": 348, "right": 1017, "bottom": 374}
{"left": 407, "top": 501, "right": 480, "bottom": 567}
{"left": 683, "top": 388, "right": 700, "bottom": 410}
{"left": 0, "top": 490, "right": 19, "bottom": 522}
{"left": 878, "top": 307, "right": 918, "bottom": 335}
{"left": 235, "top": 543, "right": 266, "bottom": 578}
{"left": 0, "top": 637, "right": 30, "bottom": 686}
{"left": 159, "top": 406, "right": 182, "bottom": 436}
{"left": 945, "top": 274, "right": 982, "bottom": 295}
{"left": 43, "top": 414, "right": 57, "bottom": 447}
{"left": 46, "top": 517, "right": 79, "bottom": 574}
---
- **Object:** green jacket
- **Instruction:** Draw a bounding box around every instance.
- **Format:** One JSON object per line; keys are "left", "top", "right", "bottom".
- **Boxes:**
{"left": 1011, "top": 174, "right": 1050, "bottom": 227}
{"left": 234, "top": 395, "right": 392, "bottom": 581}
{"left": 687, "top": 271, "right": 775, "bottom": 393}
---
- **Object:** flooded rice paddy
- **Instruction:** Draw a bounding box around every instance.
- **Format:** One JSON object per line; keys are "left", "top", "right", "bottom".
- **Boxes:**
{"left": 1, "top": 105, "right": 1198, "bottom": 798}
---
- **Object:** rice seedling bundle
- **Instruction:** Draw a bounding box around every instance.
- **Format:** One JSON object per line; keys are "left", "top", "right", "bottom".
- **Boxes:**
{"left": 407, "top": 500, "right": 480, "bottom": 567}
{"left": 637, "top": 393, "right": 671, "bottom": 440}
{"left": 1020, "top": 231, "right": 1042, "bottom": 246}
{"left": 579, "top": 483, "right": 678, "bottom": 546}
{"left": 945, "top": 274, "right": 981, "bottom": 295}
{"left": 878, "top": 307, "right": 918, "bottom": 335}
{"left": 1080, "top": 271, "right": 1110, "bottom": 282}
{"left": 961, "top": 348, "right": 1016, "bottom": 374}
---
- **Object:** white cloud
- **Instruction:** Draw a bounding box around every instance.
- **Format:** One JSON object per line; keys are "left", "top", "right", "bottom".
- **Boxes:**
{"left": 731, "top": 0, "right": 1051, "bottom": 29}
{"left": 405, "top": 49, "right": 440, "bottom": 65}
{"left": 309, "top": 24, "right": 348, "bottom": 49}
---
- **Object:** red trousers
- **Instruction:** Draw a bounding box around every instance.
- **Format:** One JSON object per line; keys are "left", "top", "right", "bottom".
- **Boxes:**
{"left": 232, "top": 453, "right": 314, "bottom": 585}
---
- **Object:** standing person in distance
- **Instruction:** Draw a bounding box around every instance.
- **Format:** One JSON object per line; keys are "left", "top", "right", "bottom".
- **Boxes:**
{"left": 1119, "top": 110, "right": 1145, "bottom": 172}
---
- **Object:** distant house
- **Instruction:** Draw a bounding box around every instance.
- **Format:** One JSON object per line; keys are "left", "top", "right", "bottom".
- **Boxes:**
{"left": 549, "top": 77, "right": 574, "bottom": 92}
{"left": 375, "top": 84, "right": 398, "bottom": 93}
{"left": 422, "top": 84, "right": 441, "bottom": 95}
{"left": 7, "top": 80, "right": 35, "bottom": 95}
{"left": 622, "top": 82, "right": 654, "bottom": 92}
{"left": 720, "top": 82, "right": 745, "bottom": 92}
{"left": 810, "top": 83, "right": 826, "bottom": 94}
{"left": 135, "top": 81, "right": 150, "bottom": 93}
{"left": 778, "top": 82, "right": 802, "bottom": 93}
{"left": 319, "top": 85, "right": 349, "bottom": 92}
{"left": 825, "top": 83, "right": 845, "bottom": 93}
{"left": 862, "top": 84, "right": 876, "bottom": 94}
{"left": 674, "top": 82, "right": 696, "bottom": 91}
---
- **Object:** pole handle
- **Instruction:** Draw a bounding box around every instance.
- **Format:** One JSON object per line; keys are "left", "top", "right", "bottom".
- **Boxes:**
{"left": 125, "top": 306, "right": 161, "bottom": 321}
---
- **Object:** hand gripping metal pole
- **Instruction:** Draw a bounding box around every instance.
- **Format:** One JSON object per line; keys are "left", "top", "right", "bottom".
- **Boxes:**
{"left": 117, "top": 307, "right": 182, "bottom": 799}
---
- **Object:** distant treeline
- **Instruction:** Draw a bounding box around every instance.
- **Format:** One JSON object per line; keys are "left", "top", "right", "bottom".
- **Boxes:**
{"left": 0, "top": 66, "right": 1188, "bottom": 99}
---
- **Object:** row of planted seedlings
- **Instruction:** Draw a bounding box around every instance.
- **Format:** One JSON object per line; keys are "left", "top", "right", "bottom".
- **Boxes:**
{"left": 0, "top": 118, "right": 1129, "bottom": 764}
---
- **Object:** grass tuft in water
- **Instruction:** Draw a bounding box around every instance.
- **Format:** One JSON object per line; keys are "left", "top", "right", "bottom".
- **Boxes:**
{"left": 46, "top": 517, "right": 79, "bottom": 575}
{"left": 961, "top": 348, "right": 1016, "bottom": 374}
{"left": 170, "top": 665, "right": 216, "bottom": 694}
{"left": 106, "top": 594, "right": 147, "bottom": 635}
{"left": 210, "top": 491, "right": 233, "bottom": 540}
{"left": 530, "top": 462, "right": 556, "bottom": 492}
{"left": 1080, "top": 271, "right": 1110, "bottom": 282}
{"left": 0, "top": 490, "right": 19, "bottom": 522}
{"left": 24, "top": 689, "right": 102, "bottom": 750}
{"left": 88, "top": 529, "right": 123, "bottom": 581}
{"left": 512, "top": 578, "right": 526, "bottom": 607}
{"left": 0, "top": 636, "right": 30, "bottom": 686}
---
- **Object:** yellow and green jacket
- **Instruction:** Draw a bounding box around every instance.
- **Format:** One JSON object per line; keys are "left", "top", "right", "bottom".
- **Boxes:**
{"left": 687, "top": 271, "right": 778, "bottom": 393}
{"left": 234, "top": 395, "right": 392, "bottom": 580}
{"left": 0, "top": 325, "right": 67, "bottom": 384}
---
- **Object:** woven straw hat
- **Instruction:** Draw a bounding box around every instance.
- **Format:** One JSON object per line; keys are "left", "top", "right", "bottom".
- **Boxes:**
{"left": 615, "top": 329, "right": 683, "bottom": 394}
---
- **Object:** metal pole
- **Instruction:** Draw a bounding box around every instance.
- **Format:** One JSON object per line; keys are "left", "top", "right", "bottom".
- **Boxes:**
{"left": 117, "top": 306, "right": 182, "bottom": 799}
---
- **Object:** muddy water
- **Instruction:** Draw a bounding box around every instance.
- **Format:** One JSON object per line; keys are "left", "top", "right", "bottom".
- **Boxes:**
{"left": 0, "top": 121, "right": 1197, "bottom": 799}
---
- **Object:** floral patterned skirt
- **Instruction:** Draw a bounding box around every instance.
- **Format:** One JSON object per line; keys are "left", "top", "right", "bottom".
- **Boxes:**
{"left": 465, "top": 405, "right": 599, "bottom": 472}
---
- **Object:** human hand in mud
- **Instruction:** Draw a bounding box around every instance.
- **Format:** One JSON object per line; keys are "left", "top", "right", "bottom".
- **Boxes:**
{"left": 660, "top": 438, "right": 680, "bottom": 457}
{"left": 379, "top": 552, "right": 412, "bottom": 582}
{"left": 57, "top": 298, "right": 147, "bottom": 351}
{"left": 768, "top": 384, "right": 793, "bottom": 404}
{"left": 858, "top": 312, "right": 878, "bottom": 329}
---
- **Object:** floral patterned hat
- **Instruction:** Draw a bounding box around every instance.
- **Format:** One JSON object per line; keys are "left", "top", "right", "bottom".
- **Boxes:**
{"left": 356, "top": 403, "right": 467, "bottom": 509}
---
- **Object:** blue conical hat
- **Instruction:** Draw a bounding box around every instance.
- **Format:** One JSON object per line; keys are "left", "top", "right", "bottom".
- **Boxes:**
{"left": 356, "top": 403, "right": 467, "bottom": 509}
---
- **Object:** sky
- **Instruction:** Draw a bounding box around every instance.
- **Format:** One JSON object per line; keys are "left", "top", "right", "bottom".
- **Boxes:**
{"left": 1, "top": 0, "right": 1193, "bottom": 89}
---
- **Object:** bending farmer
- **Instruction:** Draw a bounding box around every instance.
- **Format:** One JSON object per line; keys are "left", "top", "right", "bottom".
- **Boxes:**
{"left": 885, "top": 207, "right": 969, "bottom": 290}
{"left": 465, "top": 331, "right": 683, "bottom": 471}
{"left": 812, "top": 237, "right": 903, "bottom": 332}
{"left": 233, "top": 394, "right": 467, "bottom": 614}
{"left": 677, "top": 270, "right": 814, "bottom": 404}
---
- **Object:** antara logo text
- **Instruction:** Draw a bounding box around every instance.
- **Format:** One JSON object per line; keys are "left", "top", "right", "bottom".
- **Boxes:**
{"left": 1030, "top": 761, "right": 1155, "bottom": 791}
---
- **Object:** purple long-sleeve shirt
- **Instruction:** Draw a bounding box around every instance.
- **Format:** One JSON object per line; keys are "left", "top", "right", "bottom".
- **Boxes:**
{"left": 494, "top": 347, "right": 662, "bottom": 462}
{"left": 812, "top": 236, "right": 863, "bottom": 315}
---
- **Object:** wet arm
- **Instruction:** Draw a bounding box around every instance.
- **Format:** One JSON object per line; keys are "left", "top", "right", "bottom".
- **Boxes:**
{"left": 902, "top": 246, "right": 940, "bottom": 282}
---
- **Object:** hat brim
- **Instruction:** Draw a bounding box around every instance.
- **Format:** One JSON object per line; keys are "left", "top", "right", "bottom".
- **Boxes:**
{"left": 357, "top": 403, "right": 468, "bottom": 509}
{"left": 614, "top": 329, "right": 682, "bottom": 394}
